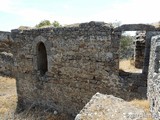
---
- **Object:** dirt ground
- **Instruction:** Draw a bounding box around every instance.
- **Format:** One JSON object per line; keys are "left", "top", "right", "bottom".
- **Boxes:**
{"left": 0, "top": 76, "right": 17, "bottom": 119}
{"left": 0, "top": 76, "right": 70, "bottom": 120}
{"left": 119, "top": 59, "right": 142, "bottom": 73}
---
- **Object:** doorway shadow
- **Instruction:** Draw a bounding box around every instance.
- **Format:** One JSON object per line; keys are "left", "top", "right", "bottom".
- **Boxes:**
{"left": 119, "top": 69, "right": 147, "bottom": 101}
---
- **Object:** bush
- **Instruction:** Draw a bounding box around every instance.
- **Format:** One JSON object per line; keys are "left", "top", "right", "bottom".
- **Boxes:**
{"left": 120, "top": 35, "right": 134, "bottom": 59}
{"left": 36, "top": 20, "right": 61, "bottom": 28}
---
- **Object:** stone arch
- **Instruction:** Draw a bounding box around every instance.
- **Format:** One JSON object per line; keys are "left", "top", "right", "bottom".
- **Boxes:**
{"left": 32, "top": 36, "right": 47, "bottom": 55}
{"left": 36, "top": 42, "right": 48, "bottom": 75}
{"left": 32, "top": 36, "right": 49, "bottom": 74}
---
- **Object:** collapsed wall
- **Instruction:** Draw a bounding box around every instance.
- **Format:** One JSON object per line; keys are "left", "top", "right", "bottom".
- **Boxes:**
{"left": 12, "top": 22, "right": 122, "bottom": 116}
{"left": 75, "top": 92, "right": 147, "bottom": 120}
{"left": 0, "top": 31, "right": 13, "bottom": 76}
{"left": 148, "top": 34, "right": 160, "bottom": 120}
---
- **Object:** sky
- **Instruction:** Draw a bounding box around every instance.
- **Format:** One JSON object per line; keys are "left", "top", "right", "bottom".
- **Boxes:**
{"left": 0, "top": 0, "right": 160, "bottom": 31}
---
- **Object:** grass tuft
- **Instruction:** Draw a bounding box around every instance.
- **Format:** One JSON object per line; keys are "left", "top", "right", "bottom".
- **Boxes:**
{"left": 130, "top": 99, "right": 153, "bottom": 120}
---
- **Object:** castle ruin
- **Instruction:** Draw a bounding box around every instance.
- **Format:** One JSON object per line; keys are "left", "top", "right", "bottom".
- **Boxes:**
{"left": 0, "top": 21, "right": 160, "bottom": 119}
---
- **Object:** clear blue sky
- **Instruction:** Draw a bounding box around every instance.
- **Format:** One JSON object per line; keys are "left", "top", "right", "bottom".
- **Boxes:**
{"left": 0, "top": 0, "right": 159, "bottom": 31}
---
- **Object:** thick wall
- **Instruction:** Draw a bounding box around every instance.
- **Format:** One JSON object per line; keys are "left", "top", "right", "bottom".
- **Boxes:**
{"left": 143, "top": 31, "right": 160, "bottom": 75}
{"left": 12, "top": 22, "right": 122, "bottom": 116}
{"left": 134, "top": 31, "right": 146, "bottom": 69}
{"left": 148, "top": 35, "right": 160, "bottom": 120}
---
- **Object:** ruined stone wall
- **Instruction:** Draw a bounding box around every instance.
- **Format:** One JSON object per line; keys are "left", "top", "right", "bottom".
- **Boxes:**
{"left": 148, "top": 35, "right": 160, "bottom": 120}
{"left": 0, "top": 31, "right": 12, "bottom": 52}
{"left": 143, "top": 31, "right": 160, "bottom": 75}
{"left": 0, "top": 31, "right": 13, "bottom": 76}
{"left": 115, "top": 24, "right": 156, "bottom": 75}
{"left": 12, "top": 22, "right": 122, "bottom": 116}
{"left": 134, "top": 31, "right": 146, "bottom": 69}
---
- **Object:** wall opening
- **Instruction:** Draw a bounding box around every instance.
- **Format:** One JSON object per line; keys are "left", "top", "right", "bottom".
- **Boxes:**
{"left": 119, "top": 31, "right": 143, "bottom": 74}
{"left": 118, "top": 31, "right": 147, "bottom": 99}
{"left": 37, "top": 42, "right": 48, "bottom": 76}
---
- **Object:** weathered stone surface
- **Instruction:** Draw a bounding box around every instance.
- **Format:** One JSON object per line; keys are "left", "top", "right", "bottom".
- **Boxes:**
{"left": 148, "top": 35, "right": 160, "bottom": 120}
{"left": 137, "top": 87, "right": 147, "bottom": 98}
{"left": 0, "top": 52, "right": 13, "bottom": 76}
{"left": 0, "top": 31, "right": 12, "bottom": 52}
{"left": 75, "top": 92, "right": 148, "bottom": 120}
{"left": 0, "top": 21, "right": 159, "bottom": 119}
{"left": 134, "top": 31, "right": 146, "bottom": 69}
{"left": 115, "top": 24, "right": 155, "bottom": 31}
{"left": 12, "top": 21, "right": 122, "bottom": 116}
{"left": 0, "top": 31, "right": 13, "bottom": 76}
{"left": 143, "top": 31, "right": 160, "bottom": 75}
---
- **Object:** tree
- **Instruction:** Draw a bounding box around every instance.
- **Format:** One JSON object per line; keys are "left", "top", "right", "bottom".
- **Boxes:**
{"left": 36, "top": 20, "right": 51, "bottom": 28}
{"left": 35, "top": 20, "right": 61, "bottom": 28}
{"left": 120, "top": 35, "right": 134, "bottom": 59}
{"left": 52, "top": 21, "right": 61, "bottom": 27}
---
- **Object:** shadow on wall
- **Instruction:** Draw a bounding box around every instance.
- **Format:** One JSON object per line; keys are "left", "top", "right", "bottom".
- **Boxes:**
{"left": 37, "top": 42, "right": 48, "bottom": 76}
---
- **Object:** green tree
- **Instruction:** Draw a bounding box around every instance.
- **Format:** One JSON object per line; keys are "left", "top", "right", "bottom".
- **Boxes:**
{"left": 36, "top": 20, "right": 61, "bottom": 28}
{"left": 36, "top": 20, "right": 51, "bottom": 28}
{"left": 52, "top": 21, "right": 61, "bottom": 27}
{"left": 120, "top": 35, "right": 134, "bottom": 59}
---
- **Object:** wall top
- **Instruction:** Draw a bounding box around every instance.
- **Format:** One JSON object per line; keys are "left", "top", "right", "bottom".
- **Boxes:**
{"left": 10, "top": 22, "right": 160, "bottom": 36}
{"left": 0, "top": 31, "right": 10, "bottom": 34}
{"left": 0, "top": 31, "right": 11, "bottom": 42}
{"left": 114, "top": 24, "right": 156, "bottom": 31}
{"left": 11, "top": 21, "right": 113, "bottom": 34}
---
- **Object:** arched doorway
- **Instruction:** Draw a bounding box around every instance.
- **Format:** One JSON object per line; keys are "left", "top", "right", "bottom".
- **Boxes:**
{"left": 37, "top": 42, "right": 48, "bottom": 76}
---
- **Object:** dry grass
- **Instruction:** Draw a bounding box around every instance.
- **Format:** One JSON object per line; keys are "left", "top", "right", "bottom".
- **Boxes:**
{"left": 77, "top": 94, "right": 153, "bottom": 120}
{"left": 0, "top": 75, "right": 72, "bottom": 120}
{"left": 130, "top": 99, "right": 153, "bottom": 120}
{"left": 130, "top": 99, "right": 150, "bottom": 112}
{"left": 119, "top": 59, "right": 142, "bottom": 73}
{"left": 0, "top": 70, "right": 152, "bottom": 120}
{"left": 0, "top": 76, "right": 17, "bottom": 118}
{"left": 15, "top": 109, "right": 70, "bottom": 120}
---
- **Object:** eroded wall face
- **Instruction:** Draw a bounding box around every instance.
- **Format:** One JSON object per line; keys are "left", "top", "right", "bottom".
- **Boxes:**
{"left": 0, "top": 31, "right": 13, "bottom": 76}
{"left": 148, "top": 35, "right": 160, "bottom": 120}
{"left": 134, "top": 32, "right": 146, "bottom": 69}
{"left": 12, "top": 22, "right": 122, "bottom": 116}
{"left": 143, "top": 31, "right": 160, "bottom": 75}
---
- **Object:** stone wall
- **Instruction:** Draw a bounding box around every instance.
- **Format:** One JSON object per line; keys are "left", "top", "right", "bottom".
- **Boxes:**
{"left": 148, "top": 35, "right": 160, "bottom": 120}
{"left": 134, "top": 31, "right": 146, "bottom": 69}
{"left": 0, "top": 31, "right": 13, "bottom": 76}
{"left": 0, "top": 31, "right": 12, "bottom": 52}
{"left": 12, "top": 22, "right": 122, "bottom": 116}
{"left": 10, "top": 22, "right": 160, "bottom": 118}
